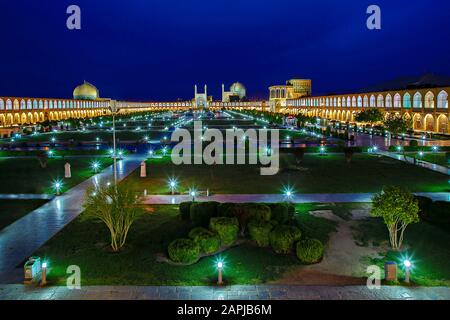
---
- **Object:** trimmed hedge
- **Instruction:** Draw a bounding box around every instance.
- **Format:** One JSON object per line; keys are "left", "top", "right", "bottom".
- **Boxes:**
{"left": 248, "top": 220, "right": 276, "bottom": 247}
{"left": 179, "top": 202, "right": 193, "bottom": 220}
{"left": 217, "top": 203, "right": 271, "bottom": 234}
{"left": 190, "top": 201, "right": 219, "bottom": 226}
{"left": 168, "top": 238, "right": 200, "bottom": 264}
{"left": 188, "top": 227, "right": 221, "bottom": 254}
{"left": 269, "top": 225, "right": 301, "bottom": 254}
{"left": 413, "top": 195, "right": 433, "bottom": 219}
{"left": 217, "top": 203, "right": 236, "bottom": 217}
{"left": 268, "top": 203, "right": 289, "bottom": 224}
{"left": 209, "top": 217, "right": 239, "bottom": 246}
{"left": 296, "top": 239, "right": 324, "bottom": 264}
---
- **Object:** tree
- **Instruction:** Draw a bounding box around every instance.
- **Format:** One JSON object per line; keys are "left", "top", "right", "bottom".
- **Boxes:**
{"left": 371, "top": 186, "right": 420, "bottom": 251}
{"left": 84, "top": 184, "right": 141, "bottom": 252}
{"left": 36, "top": 151, "right": 48, "bottom": 169}
{"left": 383, "top": 114, "right": 412, "bottom": 136}
{"left": 355, "top": 109, "right": 384, "bottom": 124}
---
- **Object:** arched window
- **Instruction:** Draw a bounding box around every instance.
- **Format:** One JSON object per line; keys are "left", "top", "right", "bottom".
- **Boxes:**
{"left": 370, "top": 95, "right": 376, "bottom": 107}
{"left": 6, "top": 99, "right": 12, "bottom": 110}
{"left": 0, "top": 99, "right": 4, "bottom": 110}
{"left": 357, "top": 96, "right": 362, "bottom": 107}
{"left": 20, "top": 100, "right": 26, "bottom": 110}
{"left": 413, "top": 92, "right": 422, "bottom": 108}
{"left": 39, "top": 100, "right": 43, "bottom": 109}
{"left": 403, "top": 93, "right": 411, "bottom": 108}
{"left": 386, "top": 94, "right": 392, "bottom": 108}
{"left": 377, "top": 95, "right": 384, "bottom": 107}
{"left": 13, "top": 100, "right": 19, "bottom": 110}
{"left": 347, "top": 97, "right": 351, "bottom": 107}
{"left": 437, "top": 90, "right": 448, "bottom": 109}
{"left": 425, "top": 91, "right": 435, "bottom": 108}
{"left": 58, "top": 101, "right": 62, "bottom": 109}
{"left": 342, "top": 97, "right": 346, "bottom": 107}
{"left": 44, "top": 100, "right": 48, "bottom": 109}
{"left": 363, "top": 96, "right": 369, "bottom": 107}
{"left": 333, "top": 98, "right": 337, "bottom": 107}
{"left": 33, "top": 100, "right": 38, "bottom": 109}
{"left": 27, "top": 100, "right": 32, "bottom": 110}
{"left": 394, "top": 94, "right": 401, "bottom": 108}
{"left": 337, "top": 97, "right": 341, "bottom": 107}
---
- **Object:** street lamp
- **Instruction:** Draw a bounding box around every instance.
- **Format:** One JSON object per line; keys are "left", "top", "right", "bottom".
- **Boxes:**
{"left": 40, "top": 262, "right": 47, "bottom": 286}
{"left": 190, "top": 189, "right": 197, "bottom": 202}
{"left": 91, "top": 160, "right": 100, "bottom": 173}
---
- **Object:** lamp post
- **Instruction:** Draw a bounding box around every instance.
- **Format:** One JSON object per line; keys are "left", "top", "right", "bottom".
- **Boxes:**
{"left": 53, "top": 180, "right": 62, "bottom": 196}
{"left": 110, "top": 101, "right": 120, "bottom": 186}
{"left": 40, "top": 262, "right": 47, "bottom": 286}
{"left": 217, "top": 261, "right": 223, "bottom": 285}
{"left": 169, "top": 178, "right": 178, "bottom": 195}
{"left": 404, "top": 260, "right": 412, "bottom": 284}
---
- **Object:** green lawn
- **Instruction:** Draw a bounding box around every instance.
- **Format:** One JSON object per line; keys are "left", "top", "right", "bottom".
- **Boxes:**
{"left": 121, "top": 153, "right": 449, "bottom": 194}
{"left": 352, "top": 217, "right": 450, "bottom": 286}
{"left": 0, "top": 157, "right": 113, "bottom": 194}
{"left": 34, "top": 204, "right": 337, "bottom": 286}
{"left": 402, "top": 152, "right": 449, "bottom": 168}
{"left": 0, "top": 199, "right": 48, "bottom": 230}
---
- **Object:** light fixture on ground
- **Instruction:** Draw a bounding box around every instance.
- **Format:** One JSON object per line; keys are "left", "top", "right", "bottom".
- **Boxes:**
{"left": 217, "top": 261, "right": 224, "bottom": 285}
{"left": 404, "top": 260, "right": 412, "bottom": 284}
{"left": 190, "top": 189, "right": 197, "bottom": 202}
{"left": 53, "top": 179, "right": 63, "bottom": 195}
{"left": 40, "top": 262, "right": 47, "bottom": 286}
{"left": 91, "top": 161, "right": 100, "bottom": 173}
{"left": 168, "top": 178, "right": 178, "bottom": 195}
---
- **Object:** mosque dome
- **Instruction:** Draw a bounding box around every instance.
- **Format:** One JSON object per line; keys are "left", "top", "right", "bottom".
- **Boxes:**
{"left": 230, "top": 82, "right": 246, "bottom": 99}
{"left": 73, "top": 81, "right": 99, "bottom": 100}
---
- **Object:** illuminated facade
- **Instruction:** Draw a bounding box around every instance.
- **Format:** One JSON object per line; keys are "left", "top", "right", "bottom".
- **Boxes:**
{"left": 269, "top": 78, "right": 312, "bottom": 112}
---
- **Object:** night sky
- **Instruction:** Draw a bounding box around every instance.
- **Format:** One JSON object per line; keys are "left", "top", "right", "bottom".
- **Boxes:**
{"left": 1, "top": 0, "right": 449, "bottom": 101}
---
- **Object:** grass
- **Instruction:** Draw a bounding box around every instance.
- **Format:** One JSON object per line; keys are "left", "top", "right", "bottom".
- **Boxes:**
{"left": 0, "top": 149, "right": 110, "bottom": 157}
{"left": 34, "top": 204, "right": 337, "bottom": 286}
{"left": 352, "top": 217, "right": 450, "bottom": 286}
{"left": 0, "top": 157, "right": 113, "bottom": 194}
{"left": 121, "top": 153, "right": 449, "bottom": 194}
{"left": 402, "top": 152, "right": 449, "bottom": 168}
{"left": 0, "top": 199, "right": 48, "bottom": 230}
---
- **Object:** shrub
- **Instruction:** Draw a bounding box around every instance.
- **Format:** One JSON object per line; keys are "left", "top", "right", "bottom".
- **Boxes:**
{"left": 179, "top": 202, "right": 193, "bottom": 220}
{"left": 268, "top": 203, "right": 289, "bottom": 224}
{"left": 190, "top": 201, "right": 219, "bottom": 226}
{"left": 409, "top": 139, "right": 418, "bottom": 147}
{"left": 218, "top": 203, "right": 271, "bottom": 234}
{"left": 209, "top": 217, "right": 239, "bottom": 246}
{"left": 217, "top": 203, "right": 236, "bottom": 217}
{"left": 296, "top": 239, "right": 324, "bottom": 264}
{"left": 426, "top": 202, "right": 450, "bottom": 224}
{"left": 168, "top": 238, "right": 200, "bottom": 264}
{"left": 413, "top": 196, "right": 433, "bottom": 219}
{"left": 269, "top": 225, "right": 301, "bottom": 254}
{"left": 188, "top": 227, "right": 221, "bottom": 254}
{"left": 248, "top": 220, "right": 275, "bottom": 247}
{"left": 287, "top": 203, "right": 296, "bottom": 217}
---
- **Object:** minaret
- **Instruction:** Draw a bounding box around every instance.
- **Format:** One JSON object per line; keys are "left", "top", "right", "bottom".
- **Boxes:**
{"left": 194, "top": 84, "right": 197, "bottom": 95}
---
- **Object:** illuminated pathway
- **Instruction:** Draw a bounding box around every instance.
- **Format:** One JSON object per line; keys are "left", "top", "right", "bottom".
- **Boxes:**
{"left": 0, "top": 154, "right": 147, "bottom": 283}
{"left": 0, "top": 284, "right": 449, "bottom": 300}
{"left": 141, "top": 192, "right": 450, "bottom": 205}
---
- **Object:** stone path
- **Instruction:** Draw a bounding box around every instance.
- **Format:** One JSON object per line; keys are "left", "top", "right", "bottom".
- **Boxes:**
{"left": 0, "top": 284, "right": 449, "bottom": 300}
{"left": 0, "top": 154, "right": 147, "bottom": 282}
{"left": 141, "top": 192, "right": 450, "bottom": 205}
{"left": 0, "top": 194, "right": 54, "bottom": 200}
{"left": 379, "top": 151, "right": 449, "bottom": 175}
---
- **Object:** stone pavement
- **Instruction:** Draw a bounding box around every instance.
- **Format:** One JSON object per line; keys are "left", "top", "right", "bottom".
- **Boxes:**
{"left": 0, "top": 154, "right": 147, "bottom": 282}
{"left": 0, "top": 194, "right": 54, "bottom": 200}
{"left": 379, "top": 151, "right": 450, "bottom": 175}
{"left": 0, "top": 284, "right": 449, "bottom": 300}
{"left": 142, "top": 192, "right": 450, "bottom": 205}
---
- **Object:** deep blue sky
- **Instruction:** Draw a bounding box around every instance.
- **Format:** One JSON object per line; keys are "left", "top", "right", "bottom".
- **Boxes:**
{"left": 1, "top": 0, "right": 449, "bottom": 101}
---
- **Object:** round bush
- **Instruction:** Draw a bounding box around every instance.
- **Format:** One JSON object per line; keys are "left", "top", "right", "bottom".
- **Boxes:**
{"left": 269, "top": 203, "right": 289, "bottom": 224}
{"left": 179, "top": 202, "right": 193, "bottom": 220}
{"left": 296, "top": 239, "right": 324, "bottom": 264}
{"left": 209, "top": 217, "right": 239, "bottom": 246}
{"left": 217, "top": 203, "right": 236, "bottom": 217}
{"left": 168, "top": 238, "right": 200, "bottom": 264}
{"left": 188, "top": 227, "right": 221, "bottom": 254}
{"left": 190, "top": 201, "right": 219, "bottom": 226}
{"left": 269, "top": 225, "right": 301, "bottom": 254}
{"left": 248, "top": 220, "right": 275, "bottom": 247}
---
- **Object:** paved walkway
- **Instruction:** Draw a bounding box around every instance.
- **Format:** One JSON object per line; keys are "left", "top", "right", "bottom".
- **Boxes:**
{"left": 0, "top": 154, "right": 146, "bottom": 282}
{"left": 0, "top": 194, "right": 54, "bottom": 200}
{"left": 379, "top": 151, "right": 450, "bottom": 175}
{"left": 142, "top": 192, "right": 450, "bottom": 205}
{"left": 1, "top": 284, "right": 449, "bottom": 300}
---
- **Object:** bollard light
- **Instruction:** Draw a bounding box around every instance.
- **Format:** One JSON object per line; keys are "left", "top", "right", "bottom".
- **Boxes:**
{"left": 53, "top": 180, "right": 63, "bottom": 195}
{"left": 404, "top": 260, "right": 412, "bottom": 284}
{"left": 91, "top": 161, "right": 100, "bottom": 173}
{"left": 217, "top": 261, "right": 224, "bottom": 285}
{"left": 41, "top": 262, "right": 47, "bottom": 286}
{"left": 168, "top": 178, "right": 178, "bottom": 195}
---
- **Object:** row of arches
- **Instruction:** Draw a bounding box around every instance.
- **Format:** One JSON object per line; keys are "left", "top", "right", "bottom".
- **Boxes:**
{"left": 0, "top": 98, "right": 110, "bottom": 111}
{"left": 292, "top": 108, "right": 449, "bottom": 134}
{"left": 0, "top": 110, "right": 106, "bottom": 126}
{"left": 290, "top": 90, "right": 449, "bottom": 110}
